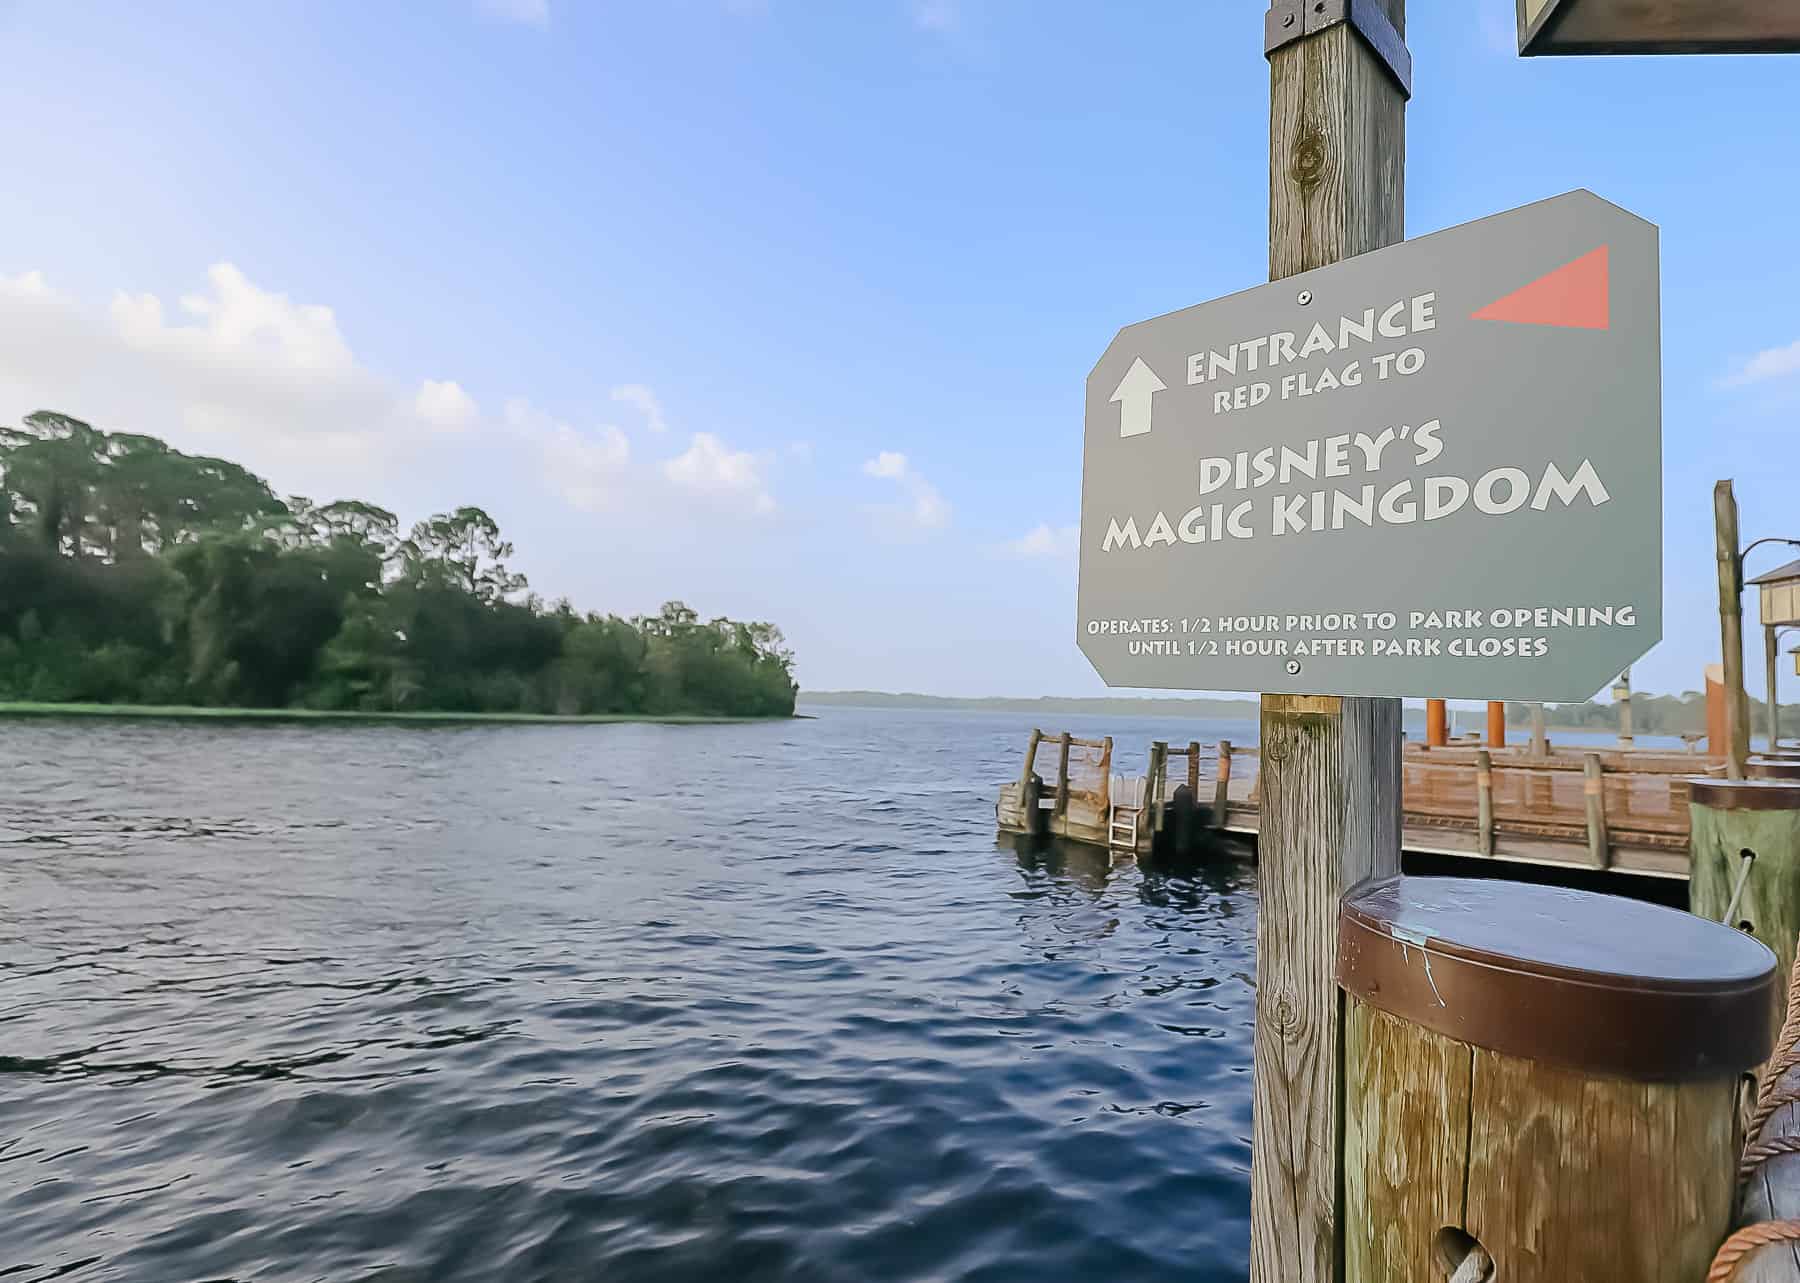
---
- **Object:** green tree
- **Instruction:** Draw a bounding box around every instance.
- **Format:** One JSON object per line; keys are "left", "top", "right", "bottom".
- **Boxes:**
{"left": 0, "top": 412, "right": 797, "bottom": 718}
{"left": 401, "top": 506, "right": 526, "bottom": 603}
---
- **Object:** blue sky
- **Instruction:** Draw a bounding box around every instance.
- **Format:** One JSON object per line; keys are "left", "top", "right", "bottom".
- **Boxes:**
{"left": 1, "top": 0, "right": 1796, "bottom": 703}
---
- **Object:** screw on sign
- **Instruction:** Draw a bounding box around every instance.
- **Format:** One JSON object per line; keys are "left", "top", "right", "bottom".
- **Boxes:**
{"left": 1077, "top": 190, "right": 1661, "bottom": 703}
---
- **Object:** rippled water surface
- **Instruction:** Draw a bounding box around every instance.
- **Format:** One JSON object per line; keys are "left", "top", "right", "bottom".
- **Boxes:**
{"left": 2, "top": 707, "right": 1261, "bottom": 1282}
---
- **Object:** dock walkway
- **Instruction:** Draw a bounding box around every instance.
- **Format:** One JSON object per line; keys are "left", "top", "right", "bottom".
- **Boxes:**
{"left": 997, "top": 730, "right": 1723, "bottom": 878}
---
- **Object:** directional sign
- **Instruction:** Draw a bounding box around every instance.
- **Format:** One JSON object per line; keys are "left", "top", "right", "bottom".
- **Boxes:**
{"left": 1078, "top": 189, "right": 1660, "bottom": 701}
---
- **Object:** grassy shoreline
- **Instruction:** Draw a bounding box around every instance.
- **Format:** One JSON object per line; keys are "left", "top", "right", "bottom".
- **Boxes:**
{"left": 0, "top": 702, "right": 790, "bottom": 726}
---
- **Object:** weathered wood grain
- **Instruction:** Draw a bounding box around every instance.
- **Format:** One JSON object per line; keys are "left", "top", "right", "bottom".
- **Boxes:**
{"left": 1252, "top": 695, "right": 1403, "bottom": 1282}
{"left": 1268, "top": 9, "right": 1405, "bottom": 282}
{"left": 1584, "top": 752, "right": 1610, "bottom": 867}
{"left": 1253, "top": 8, "right": 1405, "bottom": 1278}
{"left": 1690, "top": 801, "right": 1800, "bottom": 1037}
{"left": 1718, "top": 481, "right": 1749, "bottom": 778}
{"left": 1343, "top": 1001, "right": 1470, "bottom": 1281}
{"left": 1463, "top": 1049, "right": 1735, "bottom": 1283}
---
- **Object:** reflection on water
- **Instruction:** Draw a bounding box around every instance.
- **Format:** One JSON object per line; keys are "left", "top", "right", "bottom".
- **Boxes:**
{"left": 2, "top": 708, "right": 1258, "bottom": 1282}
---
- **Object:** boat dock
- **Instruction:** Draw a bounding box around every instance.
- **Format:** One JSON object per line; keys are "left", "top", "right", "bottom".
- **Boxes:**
{"left": 997, "top": 729, "right": 1731, "bottom": 878}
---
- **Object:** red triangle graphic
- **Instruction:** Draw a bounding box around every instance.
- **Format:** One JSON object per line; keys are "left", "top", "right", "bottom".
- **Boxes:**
{"left": 1471, "top": 245, "right": 1609, "bottom": 330}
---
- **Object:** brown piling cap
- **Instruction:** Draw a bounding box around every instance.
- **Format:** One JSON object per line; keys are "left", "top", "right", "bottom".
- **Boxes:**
{"left": 1689, "top": 777, "right": 1800, "bottom": 811}
{"left": 1748, "top": 757, "right": 1800, "bottom": 782}
{"left": 1338, "top": 876, "right": 1776, "bottom": 1081}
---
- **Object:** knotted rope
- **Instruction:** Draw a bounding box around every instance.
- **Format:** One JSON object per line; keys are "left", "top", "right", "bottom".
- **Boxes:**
{"left": 1709, "top": 935, "right": 1800, "bottom": 1281}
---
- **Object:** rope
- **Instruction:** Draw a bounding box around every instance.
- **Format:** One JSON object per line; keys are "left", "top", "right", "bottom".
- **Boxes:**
{"left": 1724, "top": 850, "right": 1758, "bottom": 928}
{"left": 1711, "top": 935, "right": 1800, "bottom": 1280}
{"left": 1742, "top": 1134, "right": 1800, "bottom": 1186}
{"left": 1447, "top": 1244, "right": 1494, "bottom": 1283}
{"left": 1762, "top": 954, "right": 1800, "bottom": 1097}
{"left": 1708, "top": 1221, "right": 1800, "bottom": 1283}
{"left": 1747, "top": 1074, "right": 1800, "bottom": 1155}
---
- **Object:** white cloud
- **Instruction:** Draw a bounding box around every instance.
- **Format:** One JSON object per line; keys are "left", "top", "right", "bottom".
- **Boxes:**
{"left": 611, "top": 382, "right": 667, "bottom": 432}
{"left": 1722, "top": 339, "right": 1800, "bottom": 388}
{"left": 477, "top": 0, "right": 549, "bottom": 27}
{"left": 503, "top": 397, "right": 633, "bottom": 512}
{"left": 911, "top": 0, "right": 959, "bottom": 32}
{"left": 0, "top": 270, "right": 59, "bottom": 302}
{"left": 0, "top": 264, "right": 394, "bottom": 494}
{"left": 415, "top": 378, "right": 479, "bottom": 429}
{"left": 863, "top": 450, "right": 909, "bottom": 480}
{"left": 111, "top": 262, "right": 355, "bottom": 375}
{"left": 665, "top": 432, "right": 776, "bottom": 514}
{"left": 862, "top": 449, "right": 949, "bottom": 531}
{"left": 1002, "top": 522, "right": 1079, "bottom": 560}
{"left": 0, "top": 263, "right": 785, "bottom": 557}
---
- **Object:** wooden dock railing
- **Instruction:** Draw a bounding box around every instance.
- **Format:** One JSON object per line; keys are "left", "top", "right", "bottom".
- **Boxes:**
{"left": 999, "top": 733, "right": 1724, "bottom": 878}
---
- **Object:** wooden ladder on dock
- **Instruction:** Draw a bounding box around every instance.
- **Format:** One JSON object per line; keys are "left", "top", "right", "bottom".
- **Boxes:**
{"left": 1107, "top": 804, "right": 1140, "bottom": 854}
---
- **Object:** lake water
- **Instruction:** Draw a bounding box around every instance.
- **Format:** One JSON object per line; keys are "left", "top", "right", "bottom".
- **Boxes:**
{"left": 1, "top": 707, "right": 1267, "bottom": 1283}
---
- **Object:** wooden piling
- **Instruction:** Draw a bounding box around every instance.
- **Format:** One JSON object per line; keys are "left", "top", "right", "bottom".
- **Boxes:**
{"left": 1055, "top": 731, "right": 1071, "bottom": 817}
{"left": 1719, "top": 481, "right": 1750, "bottom": 779}
{"left": 1584, "top": 751, "right": 1610, "bottom": 868}
{"left": 1340, "top": 877, "right": 1771, "bottom": 1283}
{"left": 1187, "top": 740, "right": 1200, "bottom": 793}
{"left": 1017, "top": 729, "right": 1042, "bottom": 821}
{"left": 1149, "top": 740, "right": 1168, "bottom": 832}
{"left": 1254, "top": 5, "right": 1405, "bottom": 1277}
{"left": 1689, "top": 777, "right": 1800, "bottom": 1036}
{"left": 1475, "top": 748, "right": 1494, "bottom": 856}
{"left": 1485, "top": 701, "right": 1505, "bottom": 748}
{"left": 1426, "top": 698, "right": 1447, "bottom": 747}
{"left": 1213, "top": 740, "right": 1233, "bottom": 829}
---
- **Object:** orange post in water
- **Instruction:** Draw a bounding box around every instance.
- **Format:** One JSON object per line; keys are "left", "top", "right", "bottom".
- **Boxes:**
{"left": 1426, "top": 699, "right": 1448, "bottom": 747}
{"left": 1487, "top": 701, "right": 1506, "bottom": 748}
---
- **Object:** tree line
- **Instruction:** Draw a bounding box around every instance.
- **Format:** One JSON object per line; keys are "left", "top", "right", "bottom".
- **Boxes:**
{"left": 1507, "top": 691, "right": 1797, "bottom": 737}
{"left": 0, "top": 412, "right": 797, "bottom": 717}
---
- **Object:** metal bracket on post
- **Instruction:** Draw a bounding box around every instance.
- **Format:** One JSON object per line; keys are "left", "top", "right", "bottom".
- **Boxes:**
{"left": 1265, "top": 0, "right": 1413, "bottom": 99}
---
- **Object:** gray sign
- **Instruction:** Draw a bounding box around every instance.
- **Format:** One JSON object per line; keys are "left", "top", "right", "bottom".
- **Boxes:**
{"left": 1078, "top": 189, "right": 1660, "bottom": 701}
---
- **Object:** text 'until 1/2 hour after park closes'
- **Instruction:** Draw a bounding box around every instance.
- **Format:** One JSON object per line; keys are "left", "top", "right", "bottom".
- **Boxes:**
{"left": 1077, "top": 189, "right": 1662, "bottom": 703}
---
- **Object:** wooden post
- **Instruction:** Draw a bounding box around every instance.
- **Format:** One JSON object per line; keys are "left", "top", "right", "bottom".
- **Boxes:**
{"left": 1529, "top": 702, "right": 1548, "bottom": 757}
{"left": 1214, "top": 740, "right": 1233, "bottom": 829}
{"left": 1768, "top": 623, "right": 1781, "bottom": 752}
{"left": 1485, "top": 701, "right": 1505, "bottom": 748}
{"left": 1187, "top": 740, "right": 1201, "bottom": 793}
{"left": 1018, "top": 729, "right": 1043, "bottom": 816}
{"left": 1340, "top": 877, "right": 1765, "bottom": 1283}
{"left": 1707, "top": 662, "right": 1729, "bottom": 758}
{"left": 1615, "top": 668, "right": 1634, "bottom": 748}
{"left": 1055, "top": 731, "right": 1071, "bottom": 816}
{"left": 1098, "top": 736, "right": 1113, "bottom": 815}
{"left": 1149, "top": 740, "right": 1168, "bottom": 832}
{"left": 1255, "top": 7, "right": 1406, "bottom": 1279}
{"left": 1688, "top": 778, "right": 1800, "bottom": 1036}
{"left": 1718, "top": 480, "right": 1749, "bottom": 779}
{"left": 1584, "top": 751, "right": 1609, "bottom": 869}
{"left": 1475, "top": 748, "right": 1494, "bottom": 857}
{"left": 1426, "top": 698, "right": 1447, "bottom": 747}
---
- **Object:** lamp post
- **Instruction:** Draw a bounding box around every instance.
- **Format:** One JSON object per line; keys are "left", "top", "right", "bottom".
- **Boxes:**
{"left": 1749, "top": 558, "right": 1800, "bottom": 751}
{"left": 1713, "top": 479, "right": 1799, "bottom": 779}
{"left": 1765, "top": 622, "right": 1800, "bottom": 750}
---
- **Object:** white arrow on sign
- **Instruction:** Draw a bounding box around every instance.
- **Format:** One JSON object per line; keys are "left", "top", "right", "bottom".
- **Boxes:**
{"left": 1110, "top": 357, "right": 1166, "bottom": 438}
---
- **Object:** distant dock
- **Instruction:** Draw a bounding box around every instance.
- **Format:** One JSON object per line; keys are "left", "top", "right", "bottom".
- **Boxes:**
{"left": 997, "top": 729, "right": 1728, "bottom": 878}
